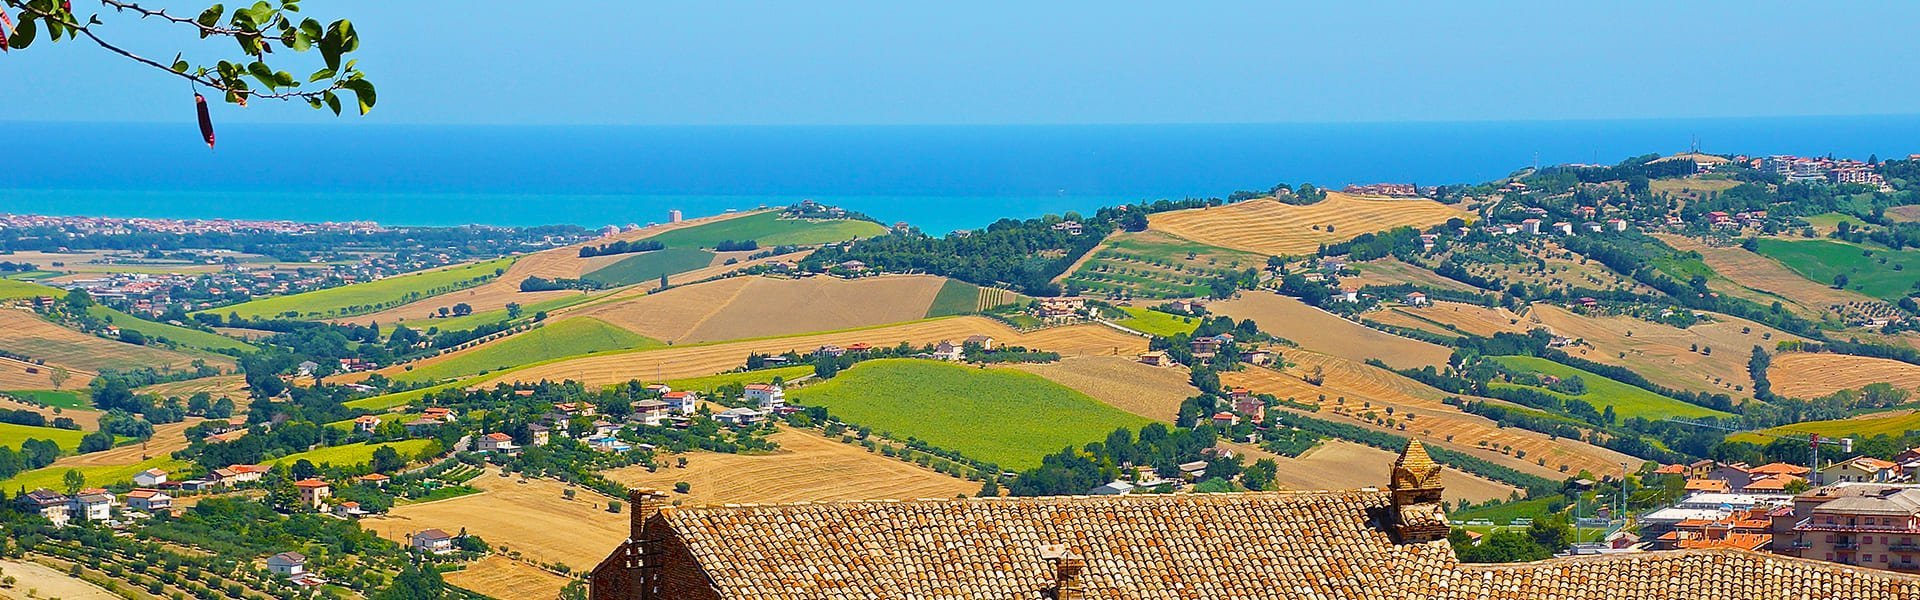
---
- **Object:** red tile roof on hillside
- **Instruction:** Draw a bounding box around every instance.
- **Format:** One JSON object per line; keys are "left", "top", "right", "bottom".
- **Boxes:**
{"left": 292, "top": 479, "right": 329, "bottom": 488}
{"left": 1749, "top": 462, "right": 1811, "bottom": 476}
{"left": 1653, "top": 463, "right": 1687, "bottom": 475}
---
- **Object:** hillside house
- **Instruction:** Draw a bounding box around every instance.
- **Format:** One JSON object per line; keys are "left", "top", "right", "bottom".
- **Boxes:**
{"left": 932, "top": 341, "right": 965, "bottom": 361}
{"left": 1520, "top": 218, "right": 1542, "bottom": 234}
{"left": 133, "top": 468, "right": 168, "bottom": 487}
{"left": 124, "top": 489, "right": 172, "bottom": 513}
{"left": 267, "top": 552, "right": 307, "bottom": 577}
{"left": 1242, "top": 349, "right": 1274, "bottom": 366}
{"left": 1211, "top": 411, "right": 1238, "bottom": 427}
{"left": 18, "top": 489, "right": 70, "bottom": 527}
{"left": 404, "top": 417, "right": 445, "bottom": 434}
{"left": 69, "top": 489, "right": 114, "bottom": 522}
{"left": 1227, "top": 387, "right": 1251, "bottom": 402}
{"left": 1335, "top": 286, "right": 1360, "bottom": 303}
{"left": 963, "top": 335, "right": 996, "bottom": 350}
{"left": 412, "top": 528, "right": 456, "bottom": 554}
{"left": 1404, "top": 292, "right": 1428, "bottom": 306}
{"left": 1090, "top": 480, "right": 1135, "bottom": 496}
{"left": 528, "top": 423, "right": 552, "bottom": 446}
{"left": 1553, "top": 221, "right": 1574, "bottom": 235}
{"left": 662, "top": 391, "right": 700, "bottom": 415}
{"left": 1033, "top": 297, "right": 1087, "bottom": 319}
{"left": 477, "top": 432, "right": 518, "bottom": 453}
{"left": 422, "top": 407, "right": 457, "bottom": 422}
{"left": 1233, "top": 396, "right": 1265, "bottom": 422}
{"left": 714, "top": 407, "right": 766, "bottom": 427}
{"left": 631, "top": 399, "right": 673, "bottom": 426}
{"left": 1051, "top": 220, "right": 1083, "bottom": 235}
{"left": 354, "top": 415, "right": 383, "bottom": 433}
{"left": 1819, "top": 456, "right": 1900, "bottom": 484}
{"left": 1139, "top": 351, "right": 1171, "bottom": 367}
{"left": 817, "top": 344, "right": 847, "bottom": 357}
{"left": 743, "top": 384, "right": 786, "bottom": 410}
{"left": 333, "top": 501, "right": 369, "bottom": 518}
{"left": 644, "top": 383, "right": 672, "bottom": 395}
{"left": 593, "top": 420, "right": 620, "bottom": 438}
{"left": 356, "top": 473, "right": 391, "bottom": 486}
{"left": 294, "top": 479, "right": 331, "bottom": 510}
{"left": 1609, "top": 218, "right": 1628, "bottom": 231}
{"left": 1166, "top": 299, "right": 1205, "bottom": 315}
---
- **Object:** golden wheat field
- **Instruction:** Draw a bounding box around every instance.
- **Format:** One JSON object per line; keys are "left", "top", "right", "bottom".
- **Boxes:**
{"left": 48, "top": 420, "right": 201, "bottom": 468}
{"left": 1011, "top": 356, "right": 1198, "bottom": 421}
{"left": 0, "top": 395, "right": 100, "bottom": 429}
{"left": 1366, "top": 302, "right": 1530, "bottom": 339}
{"left": 1768, "top": 352, "right": 1920, "bottom": 399}
{"left": 1211, "top": 293, "right": 1452, "bottom": 369}
{"left": 134, "top": 374, "right": 250, "bottom": 402}
{"left": 1222, "top": 351, "right": 1638, "bottom": 479}
{"left": 578, "top": 275, "right": 949, "bottom": 343}
{"left": 443, "top": 555, "right": 575, "bottom": 600}
{"left": 463, "top": 316, "right": 1145, "bottom": 389}
{"left": 603, "top": 428, "right": 975, "bottom": 506}
{"left": 1219, "top": 439, "right": 1518, "bottom": 504}
{"left": 366, "top": 470, "right": 627, "bottom": 571}
{"left": 1147, "top": 192, "right": 1470, "bottom": 256}
{"left": 0, "top": 355, "right": 94, "bottom": 390}
{"left": 0, "top": 558, "right": 122, "bottom": 600}
{"left": 0, "top": 309, "right": 225, "bottom": 373}
{"left": 338, "top": 211, "right": 766, "bottom": 326}
{"left": 1528, "top": 304, "right": 1802, "bottom": 400}
{"left": 1342, "top": 257, "right": 1485, "bottom": 293}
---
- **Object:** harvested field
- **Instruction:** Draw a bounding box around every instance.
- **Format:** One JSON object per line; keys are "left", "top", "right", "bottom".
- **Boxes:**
{"left": 0, "top": 558, "right": 121, "bottom": 600}
{"left": 1211, "top": 293, "right": 1451, "bottom": 369}
{"left": 0, "top": 395, "right": 100, "bottom": 429}
{"left": 134, "top": 374, "right": 249, "bottom": 402}
{"left": 580, "top": 275, "right": 948, "bottom": 343}
{"left": 0, "top": 355, "right": 94, "bottom": 390}
{"left": 1528, "top": 304, "right": 1804, "bottom": 400}
{"left": 603, "top": 428, "right": 974, "bottom": 505}
{"left": 1658, "top": 234, "right": 1873, "bottom": 318}
{"left": 464, "top": 316, "right": 1145, "bottom": 390}
{"left": 1343, "top": 257, "right": 1485, "bottom": 293}
{"left": 337, "top": 211, "right": 763, "bottom": 326}
{"left": 1769, "top": 352, "right": 1920, "bottom": 399}
{"left": 1221, "top": 439, "right": 1518, "bottom": 504}
{"left": 0, "top": 309, "right": 224, "bottom": 373}
{"left": 395, "top": 317, "right": 660, "bottom": 383}
{"left": 1065, "top": 230, "right": 1266, "bottom": 299}
{"left": 50, "top": 420, "right": 199, "bottom": 468}
{"left": 1148, "top": 192, "right": 1470, "bottom": 257}
{"left": 1889, "top": 205, "right": 1920, "bottom": 223}
{"left": 442, "top": 555, "right": 573, "bottom": 600}
{"left": 1367, "top": 302, "right": 1529, "bottom": 339}
{"left": 1013, "top": 356, "right": 1197, "bottom": 421}
{"left": 1224, "top": 351, "right": 1639, "bottom": 479}
{"left": 367, "top": 469, "right": 626, "bottom": 571}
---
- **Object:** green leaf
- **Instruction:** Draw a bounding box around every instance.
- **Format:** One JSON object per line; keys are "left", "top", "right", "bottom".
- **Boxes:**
{"left": 196, "top": 4, "right": 224, "bottom": 28}
{"left": 307, "top": 96, "right": 323, "bottom": 109}
{"left": 9, "top": 18, "right": 35, "bottom": 50}
{"left": 289, "top": 27, "right": 310, "bottom": 51}
{"left": 340, "top": 79, "right": 375, "bottom": 115}
{"left": 172, "top": 59, "right": 191, "bottom": 74}
{"left": 307, "top": 67, "right": 335, "bottom": 83}
{"left": 323, "top": 90, "right": 341, "bottom": 116}
{"left": 318, "top": 24, "right": 341, "bottom": 70}
{"left": 275, "top": 70, "right": 295, "bottom": 87}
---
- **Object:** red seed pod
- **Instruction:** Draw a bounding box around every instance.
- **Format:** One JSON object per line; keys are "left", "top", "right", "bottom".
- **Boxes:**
{"left": 195, "top": 93, "right": 215, "bottom": 149}
{"left": 1, "top": 11, "right": 12, "bottom": 53}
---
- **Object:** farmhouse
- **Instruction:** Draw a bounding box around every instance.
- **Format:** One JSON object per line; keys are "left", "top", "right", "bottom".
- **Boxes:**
{"left": 477, "top": 432, "right": 519, "bottom": 453}
{"left": 743, "top": 384, "right": 785, "bottom": 410}
{"left": 713, "top": 407, "right": 766, "bottom": 427}
{"left": 589, "top": 441, "right": 1920, "bottom": 599}
{"left": 963, "top": 335, "right": 996, "bottom": 350}
{"left": 1032, "top": 297, "right": 1087, "bottom": 319}
{"left": 528, "top": 423, "right": 552, "bottom": 446}
{"left": 631, "top": 399, "right": 673, "bottom": 425}
{"left": 356, "top": 473, "right": 391, "bottom": 486}
{"left": 124, "top": 488, "right": 173, "bottom": 513}
{"left": 353, "top": 415, "right": 383, "bottom": 433}
{"left": 17, "top": 488, "right": 71, "bottom": 527}
{"left": 133, "top": 468, "right": 169, "bottom": 487}
{"left": 931, "top": 341, "right": 965, "bottom": 361}
{"left": 69, "top": 489, "right": 115, "bottom": 522}
{"left": 293, "top": 479, "right": 332, "bottom": 510}
{"left": 267, "top": 552, "right": 306, "bottom": 577}
{"left": 1819, "top": 456, "right": 1900, "bottom": 484}
{"left": 661, "top": 391, "right": 700, "bottom": 415}
{"left": 412, "top": 528, "right": 457, "bottom": 554}
{"left": 1138, "top": 351, "right": 1171, "bottom": 367}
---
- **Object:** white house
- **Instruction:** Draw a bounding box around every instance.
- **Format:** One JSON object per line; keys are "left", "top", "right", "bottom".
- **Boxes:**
{"left": 713, "top": 407, "right": 765, "bottom": 427}
{"left": 527, "top": 423, "right": 551, "bottom": 446}
{"left": 124, "top": 489, "right": 172, "bottom": 513}
{"left": 932, "top": 341, "right": 964, "bottom": 361}
{"left": 17, "top": 489, "right": 70, "bottom": 527}
{"left": 267, "top": 552, "right": 306, "bottom": 577}
{"left": 630, "top": 399, "right": 673, "bottom": 426}
{"left": 662, "top": 391, "right": 699, "bottom": 415}
{"left": 412, "top": 528, "right": 456, "bottom": 554}
{"left": 743, "top": 384, "right": 785, "bottom": 410}
{"left": 1820, "top": 456, "right": 1900, "bottom": 484}
{"left": 69, "top": 489, "right": 114, "bottom": 522}
{"left": 353, "top": 415, "right": 382, "bottom": 434}
{"left": 133, "top": 468, "right": 168, "bottom": 487}
{"left": 1404, "top": 292, "right": 1429, "bottom": 306}
{"left": 476, "top": 432, "right": 518, "bottom": 453}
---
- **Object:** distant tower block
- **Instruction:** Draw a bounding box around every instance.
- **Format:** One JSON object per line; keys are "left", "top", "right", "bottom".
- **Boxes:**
{"left": 669, "top": 209, "right": 684, "bottom": 223}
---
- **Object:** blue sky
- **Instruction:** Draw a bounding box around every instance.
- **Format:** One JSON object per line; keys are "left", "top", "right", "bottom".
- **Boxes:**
{"left": 4, "top": 1, "right": 1919, "bottom": 125}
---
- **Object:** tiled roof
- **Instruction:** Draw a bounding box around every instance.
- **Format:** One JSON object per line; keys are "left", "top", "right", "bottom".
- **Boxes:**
{"left": 642, "top": 491, "right": 1920, "bottom": 599}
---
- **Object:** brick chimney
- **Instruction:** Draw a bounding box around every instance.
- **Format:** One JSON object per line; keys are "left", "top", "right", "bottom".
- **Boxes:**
{"left": 592, "top": 489, "right": 669, "bottom": 600}
{"left": 1040, "top": 545, "right": 1085, "bottom": 600}
{"left": 630, "top": 487, "right": 667, "bottom": 539}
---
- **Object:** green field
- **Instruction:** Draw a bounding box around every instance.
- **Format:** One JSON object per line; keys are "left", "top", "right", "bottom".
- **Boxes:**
{"left": 1489, "top": 356, "right": 1732, "bottom": 421}
{"left": 269, "top": 440, "right": 437, "bottom": 468}
{"left": 582, "top": 248, "right": 715, "bottom": 287}
{"left": 1727, "top": 411, "right": 1920, "bottom": 445}
{"left": 790, "top": 358, "right": 1151, "bottom": 468}
{"left": 925, "top": 279, "right": 982, "bottom": 318}
{"left": 4, "top": 389, "right": 90, "bottom": 410}
{"left": 660, "top": 366, "right": 815, "bottom": 394}
{"left": 0, "top": 456, "right": 191, "bottom": 492}
{"left": 1753, "top": 238, "right": 1920, "bottom": 300}
{"left": 325, "top": 411, "right": 419, "bottom": 431}
{"left": 0, "top": 422, "right": 89, "bottom": 452}
{"left": 344, "top": 379, "right": 474, "bottom": 411}
{"left": 1114, "top": 306, "right": 1201, "bottom": 337}
{"left": 1064, "top": 231, "right": 1260, "bottom": 299}
{"left": 645, "top": 211, "right": 887, "bottom": 248}
{"left": 202, "top": 256, "right": 517, "bottom": 320}
{"left": 396, "top": 317, "right": 660, "bottom": 383}
{"left": 0, "top": 278, "right": 60, "bottom": 301}
{"left": 86, "top": 305, "right": 257, "bottom": 353}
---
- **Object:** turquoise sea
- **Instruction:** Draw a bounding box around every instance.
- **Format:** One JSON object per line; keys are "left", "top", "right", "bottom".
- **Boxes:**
{"left": 5, "top": 116, "right": 1919, "bottom": 233}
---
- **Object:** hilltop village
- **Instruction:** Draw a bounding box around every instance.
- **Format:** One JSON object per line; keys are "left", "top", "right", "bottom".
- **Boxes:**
{"left": 10, "top": 152, "right": 1920, "bottom": 598}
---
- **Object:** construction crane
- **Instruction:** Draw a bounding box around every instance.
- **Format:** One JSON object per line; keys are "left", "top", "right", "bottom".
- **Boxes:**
{"left": 1666, "top": 418, "right": 1853, "bottom": 484}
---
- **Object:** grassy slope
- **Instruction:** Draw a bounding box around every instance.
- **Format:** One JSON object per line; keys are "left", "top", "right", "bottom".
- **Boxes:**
{"left": 0, "top": 278, "right": 60, "bottom": 301}
{"left": 1754, "top": 238, "right": 1920, "bottom": 300}
{"left": 4, "top": 389, "right": 90, "bottom": 410}
{"left": 644, "top": 211, "right": 887, "bottom": 247}
{"left": 203, "top": 256, "right": 517, "bottom": 320}
{"left": 582, "top": 248, "right": 715, "bottom": 287}
{"left": 1115, "top": 307, "right": 1201, "bottom": 337}
{"left": 344, "top": 379, "right": 474, "bottom": 411}
{"left": 925, "top": 279, "right": 982, "bottom": 318}
{"left": 0, "top": 422, "right": 89, "bottom": 451}
{"left": 269, "top": 440, "right": 436, "bottom": 467}
{"left": 662, "top": 366, "right": 815, "bottom": 394}
{"left": 0, "top": 456, "right": 191, "bottom": 492}
{"left": 396, "top": 317, "right": 661, "bottom": 383}
{"left": 1729, "top": 411, "right": 1920, "bottom": 444}
{"left": 1490, "top": 356, "right": 1731, "bottom": 421}
{"left": 790, "top": 358, "right": 1150, "bottom": 469}
{"left": 407, "top": 292, "right": 601, "bottom": 332}
{"left": 86, "top": 305, "right": 257, "bottom": 353}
